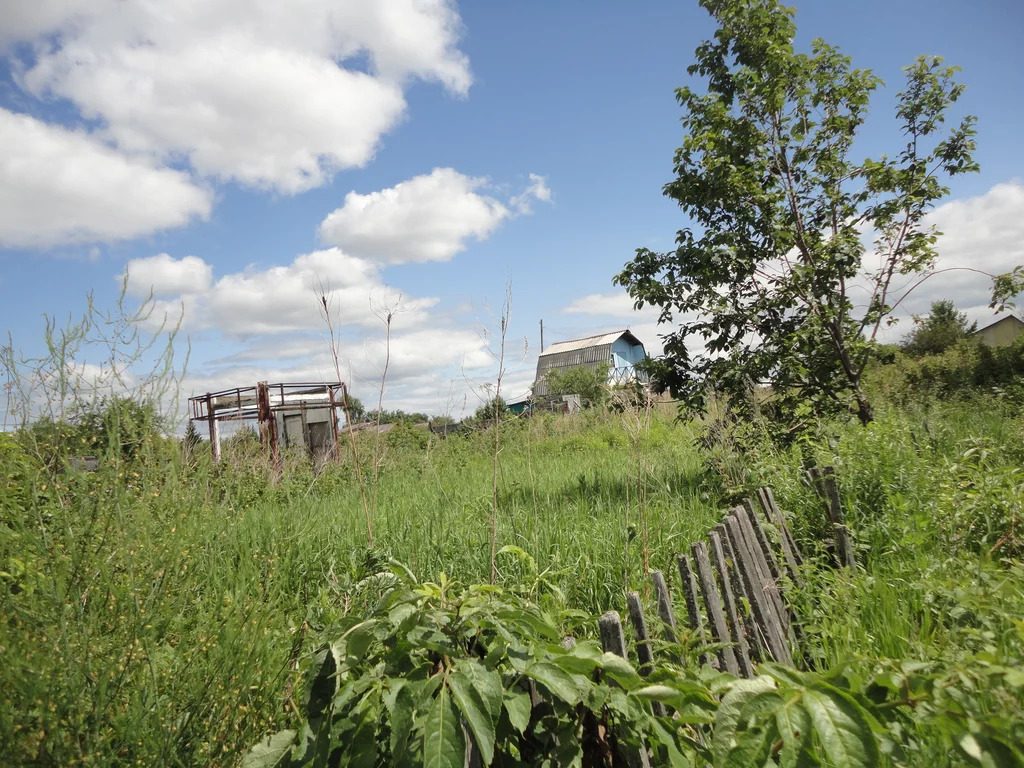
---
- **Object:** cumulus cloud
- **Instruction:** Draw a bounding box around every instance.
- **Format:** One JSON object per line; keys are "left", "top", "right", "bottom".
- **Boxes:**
{"left": 122, "top": 254, "right": 213, "bottom": 298}
{"left": 563, "top": 291, "right": 643, "bottom": 317}
{"left": 318, "top": 168, "right": 511, "bottom": 263}
{"left": 510, "top": 173, "right": 552, "bottom": 214}
{"left": 318, "top": 168, "right": 552, "bottom": 264}
{"left": 857, "top": 180, "right": 1024, "bottom": 340}
{"left": 8, "top": 0, "right": 471, "bottom": 194}
{"left": 136, "top": 248, "right": 439, "bottom": 337}
{"left": 0, "top": 108, "right": 211, "bottom": 248}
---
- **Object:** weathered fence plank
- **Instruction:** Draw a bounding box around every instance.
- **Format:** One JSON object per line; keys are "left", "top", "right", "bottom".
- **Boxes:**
{"left": 756, "top": 486, "right": 805, "bottom": 585}
{"left": 709, "top": 527, "right": 755, "bottom": 676}
{"left": 626, "top": 592, "right": 666, "bottom": 717}
{"left": 599, "top": 610, "right": 628, "bottom": 659}
{"left": 725, "top": 514, "right": 791, "bottom": 664}
{"left": 650, "top": 570, "right": 678, "bottom": 644}
{"left": 732, "top": 507, "right": 789, "bottom": 631}
{"left": 717, "top": 524, "right": 762, "bottom": 661}
{"left": 807, "top": 466, "right": 856, "bottom": 568}
{"left": 597, "top": 610, "right": 652, "bottom": 768}
{"left": 676, "top": 554, "right": 714, "bottom": 669}
{"left": 692, "top": 541, "right": 740, "bottom": 675}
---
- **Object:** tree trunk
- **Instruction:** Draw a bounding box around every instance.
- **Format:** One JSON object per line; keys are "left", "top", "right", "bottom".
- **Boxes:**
{"left": 854, "top": 389, "right": 874, "bottom": 426}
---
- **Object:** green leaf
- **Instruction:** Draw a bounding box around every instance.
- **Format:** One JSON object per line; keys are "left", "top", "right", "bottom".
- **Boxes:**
{"left": 632, "top": 685, "right": 685, "bottom": 702}
{"left": 776, "top": 696, "right": 812, "bottom": 767}
{"left": 598, "top": 652, "right": 642, "bottom": 689}
{"left": 803, "top": 685, "right": 881, "bottom": 767}
{"left": 525, "top": 661, "right": 583, "bottom": 705}
{"left": 503, "top": 688, "right": 532, "bottom": 734}
{"left": 650, "top": 717, "right": 694, "bottom": 768}
{"left": 241, "top": 729, "right": 295, "bottom": 768}
{"left": 712, "top": 676, "right": 777, "bottom": 767}
{"left": 422, "top": 682, "right": 466, "bottom": 768}
{"left": 449, "top": 659, "right": 502, "bottom": 765}
{"left": 389, "top": 681, "right": 418, "bottom": 764}
{"left": 305, "top": 644, "right": 341, "bottom": 723}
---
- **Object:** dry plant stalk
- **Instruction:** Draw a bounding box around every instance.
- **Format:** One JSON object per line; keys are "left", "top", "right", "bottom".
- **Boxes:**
{"left": 316, "top": 282, "right": 372, "bottom": 545}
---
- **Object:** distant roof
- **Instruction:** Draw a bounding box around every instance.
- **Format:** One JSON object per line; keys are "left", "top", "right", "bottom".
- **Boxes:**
{"left": 973, "top": 314, "right": 1024, "bottom": 334}
{"left": 539, "top": 329, "right": 644, "bottom": 357}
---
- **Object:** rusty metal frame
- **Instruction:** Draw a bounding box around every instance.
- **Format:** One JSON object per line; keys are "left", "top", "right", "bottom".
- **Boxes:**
{"left": 189, "top": 381, "right": 346, "bottom": 464}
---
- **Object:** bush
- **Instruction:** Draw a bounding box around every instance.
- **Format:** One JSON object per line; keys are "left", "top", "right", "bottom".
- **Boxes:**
{"left": 544, "top": 364, "right": 609, "bottom": 408}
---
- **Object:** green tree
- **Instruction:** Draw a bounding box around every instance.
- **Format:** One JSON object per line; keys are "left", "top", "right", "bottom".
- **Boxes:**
{"left": 614, "top": 0, "right": 1002, "bottom": 429}
{"left": 342, "top": 394, "right": 365, "bottom": 424}
{"left": 902, "top": 299, "right": 977, "bottom": 356}
{"left": 545, "top": 363, "right": 610, "bottom": 408}
{"left": 474, "top": 396, "right": 507, "bottom": 423}
{"left": 72, "top": 395, "right": 162, "bottom": 462}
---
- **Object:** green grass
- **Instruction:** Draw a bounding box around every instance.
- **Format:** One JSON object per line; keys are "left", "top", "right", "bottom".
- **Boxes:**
{"left": 2, "top": 396, "right": 1022, "bottom": 765}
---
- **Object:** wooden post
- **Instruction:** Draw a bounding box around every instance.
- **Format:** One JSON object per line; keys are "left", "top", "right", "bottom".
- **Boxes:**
{"left": 692, "top": 541, "right": 740, "bottom": 675}
{"left": 205, "top": 393, "right": 221, "bottom": 464}
{"left": 716, "top": 523, "right": 761, "bottom": 665}
{"left": 650, "top": 570, "right": 678, "bottom": 644}
{"left": 677, "top": 554, "right": 714, "bottom": 669}
{"left": 626, "top": 593, "right": 665, "bottom": 716}
{"left": 732, "top": 507, "right": 789, "bottom": 630}
{"left": 822, "top": 466, "right": 856, "bottom": 568}
{"left": 708, "top": 529, "right": 754, "bottom": 677}
{"left": 328, "top": 386, "right": 341, "bottom": 459}
{"left": 300, "top": 403, "right": 311, "bottom": 453}
{"left": 598, "top": 610, "right": 651, "bottom": 768}
{"left": 256, "top": 381, "right": 280, "bottom": 472}
{"left": 725, "top": 515, "right": 791, "bottom": 664}
{"left": 807, "top": 466, "right": 856, "bottom": 568}
{"left": 599, "top": 611, "right": 628, "bottom": 659}
{"left": 756, "top": 486, "right": 805, "bottom": 576}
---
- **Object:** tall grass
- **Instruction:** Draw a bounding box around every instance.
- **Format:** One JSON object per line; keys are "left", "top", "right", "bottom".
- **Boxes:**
{"left": 3, "top": 394, "right": 1022, "bottom": 765}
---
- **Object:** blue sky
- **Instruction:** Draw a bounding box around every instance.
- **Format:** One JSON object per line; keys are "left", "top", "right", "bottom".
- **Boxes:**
{"left": 2, "top": 0, "right": 1023, "bottom": 423}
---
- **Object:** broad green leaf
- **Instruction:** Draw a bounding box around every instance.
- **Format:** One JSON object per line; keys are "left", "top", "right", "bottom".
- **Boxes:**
{"left": 526, "top": 661, "right": 583, "bottom": 705}
{"left": 776, "top": 696, "right": 812, "bottom": 767}
{"left": 712, "top": 676, "right": 777, "bottom": 767}
{"left": 382, "top": 678, "right": 408, "bottom": 715}
{"left": 348, "top": 690, "right": 380, "bottom": 768}
{"left": 450, "top": 659, "right": 502, "bottom": 765}
{"left": 650, "top": 717, "right": 694, "bottom": 768}
{"left": 632, "top": 684, "right": 690, "bottom": 702}
{"left": 422, "top": 682, "right": 466, "bottom": 768}
{"left": 803, "top": 685, "right": 881, "bottom": 767}
{"left": 305, "top": 644, "right": 341, "bottom": 723}
{"left": 598, "top": 652, "right": 642, "bottom": 689}
{"left": 503, "top": 688, "right": 532, "bottom": 734}
{"left": 241, "top": 729, "right": 295, "bottom": 768}
{"left": 389, "top": 682, "right": 417, "bottom": 764}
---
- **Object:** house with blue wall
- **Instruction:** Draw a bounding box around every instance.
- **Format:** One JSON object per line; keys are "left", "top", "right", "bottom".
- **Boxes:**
{"left": 532, "top": 330, "right": 648, "bottom": 397}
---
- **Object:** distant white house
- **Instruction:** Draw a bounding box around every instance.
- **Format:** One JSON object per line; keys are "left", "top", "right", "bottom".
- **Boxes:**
{"left": 972, "top": 314, "right": 1024, "bottom": 347}
{"left": 532, "top": 330, "right": 648, "bottom": 397}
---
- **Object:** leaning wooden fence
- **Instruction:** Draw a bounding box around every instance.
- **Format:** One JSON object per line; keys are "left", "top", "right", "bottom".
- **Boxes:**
{"left": 598, "top": 466, "right": 852, "bottom": 679}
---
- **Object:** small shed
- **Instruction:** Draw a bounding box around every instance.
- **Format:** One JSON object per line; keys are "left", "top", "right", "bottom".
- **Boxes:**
{"left": 189, "top": 381, "right": 346, "bottom": 465}
{"left": 972, "top": 314, "right": 1024, "bottom": 347}
{"left": 533, "top": 330, "right": 647, "bottom": 396}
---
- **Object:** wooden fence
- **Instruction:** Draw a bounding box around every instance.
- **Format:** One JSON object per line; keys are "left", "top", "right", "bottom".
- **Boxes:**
{"left": 598, "top": 466, "right": 851, "bottom": 679}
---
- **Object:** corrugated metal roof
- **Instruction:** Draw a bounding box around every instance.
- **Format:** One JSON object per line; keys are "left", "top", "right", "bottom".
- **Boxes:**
{"left": 539, "top": 330, "right": 636, "bottom": 357}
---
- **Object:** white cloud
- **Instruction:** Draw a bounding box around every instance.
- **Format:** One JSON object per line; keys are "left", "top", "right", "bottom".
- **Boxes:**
{"left": 0, "top": 108, "right": 211, "bottom": 248}
{"left": 862, "top": 180, "right": 1024, "bottom": 340}
{"left": 123, "top": 254, "right": 213, "bottom": 298}
{"left": 510, "top": 173, "right": 552, "bottom": 214}
{"left": 318, "top": 168, "right": 513, "bottom": 264}
{"left": 136, "top": 248, "right": 439, "bottom": 337}
{"left": 9, "top": 0, "right": 471, "bottom": 194}
{"left": 563, "top": 291, "right": 643, "bottom": 317}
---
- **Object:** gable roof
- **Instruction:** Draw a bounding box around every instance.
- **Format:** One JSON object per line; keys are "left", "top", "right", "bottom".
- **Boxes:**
{"left": 973, "top": 314, "right": 1024, "bottom": 335}
{"left": 539, "top": 329, "right": 644, "bottom": 357}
